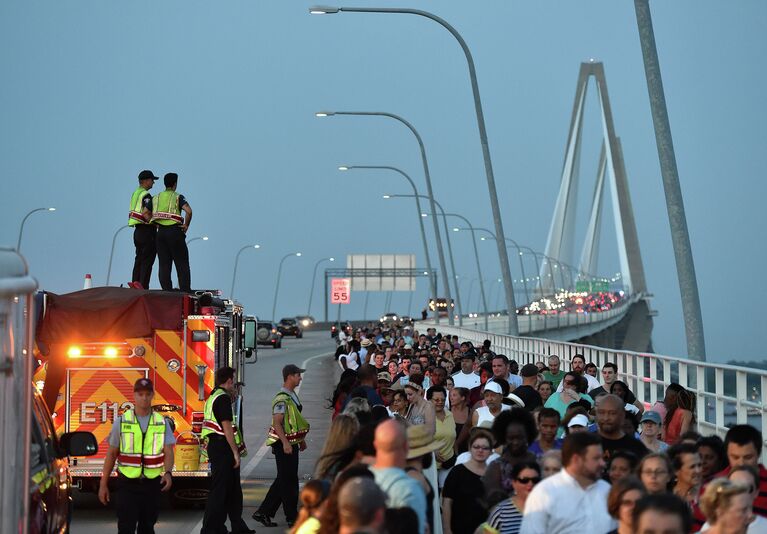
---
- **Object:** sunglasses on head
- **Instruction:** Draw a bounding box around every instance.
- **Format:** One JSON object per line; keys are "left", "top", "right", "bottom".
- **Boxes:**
{"left": 516, "top": 476, "right": 541, "bottom": 484}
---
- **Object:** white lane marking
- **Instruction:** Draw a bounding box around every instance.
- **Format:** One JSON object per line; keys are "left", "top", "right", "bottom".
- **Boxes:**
{"left": 190, "top": 350, "right": 333, "bottom": 533}
{"left": 296, "top": 351, "right": 334, "bottom": 394}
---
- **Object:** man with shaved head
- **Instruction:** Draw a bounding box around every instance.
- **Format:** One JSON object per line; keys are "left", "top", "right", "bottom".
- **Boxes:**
{"left": 371, "top": 419, "right": 427, "bottom": 533}
{"left": 596, "top": 394, "right": 647, "bottom": 461}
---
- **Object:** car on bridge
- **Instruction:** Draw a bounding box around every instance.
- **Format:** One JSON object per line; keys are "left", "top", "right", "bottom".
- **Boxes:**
{"left": 277, "top": 317, "right": 303, "bottom": 338}
{"left": 295, "top": 315, "right": 316, "bottom": 328}
{"left": 256, "top": 321, "right": 283, "bottom": 348}
{"left": 379, "top": 312, "right": 400, "bottom": 326}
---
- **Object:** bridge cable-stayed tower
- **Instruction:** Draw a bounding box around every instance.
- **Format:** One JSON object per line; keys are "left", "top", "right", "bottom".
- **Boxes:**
{"left": 542, "top": 61, "right": 653, "bottom": 352}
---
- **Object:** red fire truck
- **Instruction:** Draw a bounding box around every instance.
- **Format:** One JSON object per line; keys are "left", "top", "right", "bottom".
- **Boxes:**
{"left": 33, "top": 287, "right": 257, "bottom": 505}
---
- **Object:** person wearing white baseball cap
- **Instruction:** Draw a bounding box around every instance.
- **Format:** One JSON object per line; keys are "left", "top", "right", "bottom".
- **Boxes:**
{"left": 567, "top": 414, "right": 591, "bottom": 433}
{"left": 472, "top": 380, "right": 510, "bottom": 428}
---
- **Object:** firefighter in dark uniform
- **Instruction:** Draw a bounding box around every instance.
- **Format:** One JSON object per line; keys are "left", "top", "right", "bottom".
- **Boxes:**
{"left": 252, "top": 364, "right": 310, "bottom": 528}
{"left": 129, "top": 170, "right": 159, "bottom": 289}
{"left": 200, "top": 367, "right": 255, "bottom": 534}
{"left": 98, "top": 378, "right": 175, "bottom": 534}
{"left": 151, "top": 172, "right": 193, "bottom": 292}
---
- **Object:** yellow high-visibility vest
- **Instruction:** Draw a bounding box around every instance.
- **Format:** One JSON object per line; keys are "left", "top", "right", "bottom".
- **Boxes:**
{"left": 128, "top": 187, "right": 150, "bottom": 226}
{"left": 151, "top": 190, "right": 183, "bottom": 225}
{"left": 116, "top": 409, "right": 167, "bottom": 479}
{"left": 201, "top": 388, "right": 247, "bottom": 456}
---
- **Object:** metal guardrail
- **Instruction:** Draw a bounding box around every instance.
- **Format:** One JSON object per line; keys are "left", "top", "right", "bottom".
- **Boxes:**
{"left": 431, "top": 324, "right": 767, "bottom": 457}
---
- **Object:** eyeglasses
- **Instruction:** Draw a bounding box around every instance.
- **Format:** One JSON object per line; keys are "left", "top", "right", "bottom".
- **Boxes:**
{"left": 641, "top": 469, "right": 669, "bottom": 477}
{"left": 515, "top": 476, "right": 541, "bottom": 485}
{"left": 471, "top": 445, "right": 492, "bottom": 451}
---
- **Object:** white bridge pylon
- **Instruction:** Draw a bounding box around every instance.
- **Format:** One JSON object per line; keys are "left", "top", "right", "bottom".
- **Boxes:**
{"left": 542, "top": 61, "right": 647, "bottom": 296}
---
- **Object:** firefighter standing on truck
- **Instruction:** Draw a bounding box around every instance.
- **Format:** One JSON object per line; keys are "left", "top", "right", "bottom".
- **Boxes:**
{"left": 98, "top": 378, "right": 175, "bottom": 534}
{"left": 151, "top": 172, "right": 193, "bottom": 292}
{"left": 200, "top": 366, "right": 254, "bottom": 534}
{"left": 129, "top": 170, "right": 159, "bottom": 289}
{"left": 252, "top": 364, "right": 310, "bottom": 529}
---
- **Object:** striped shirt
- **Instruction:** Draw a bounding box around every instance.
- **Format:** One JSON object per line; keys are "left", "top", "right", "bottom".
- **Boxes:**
{"left": 487, "top": 498, "right": 524, "bottom": 534}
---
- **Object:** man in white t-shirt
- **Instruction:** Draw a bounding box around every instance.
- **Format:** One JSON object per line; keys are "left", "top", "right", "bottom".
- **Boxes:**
{"left": 451, "top": 352, "right": 480, "bottom": 390}
{"left": 521, "top": 432, "right": 613, "bottom": 534}
{"left": 338, "top": 350, "right": 359, "bottom": 371}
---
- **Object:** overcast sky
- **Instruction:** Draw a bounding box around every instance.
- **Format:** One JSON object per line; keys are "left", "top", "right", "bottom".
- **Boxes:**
{"left": 1, "top": 1, "right": 764, "bottom": 363}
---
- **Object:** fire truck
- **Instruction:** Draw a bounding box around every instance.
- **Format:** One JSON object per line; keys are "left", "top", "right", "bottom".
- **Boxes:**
{"left": 32, "top": 286, "right": 258, "bottom": 505}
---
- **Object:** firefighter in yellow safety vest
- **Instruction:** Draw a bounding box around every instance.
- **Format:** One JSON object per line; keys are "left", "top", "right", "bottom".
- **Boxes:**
{"left": 151, "top": 172, "right": 193, "bottom": 292}
{"left": 99, "top": 378, "right": 175, "bottom": 534}
{"left": 128, "top": 169, "right": 159, "bottom": 289}
{"left": 252, "top": 364, "right": 310, "bottom": 528}
{"left": 200, "top": 366, "right": 255, "bottom": 534}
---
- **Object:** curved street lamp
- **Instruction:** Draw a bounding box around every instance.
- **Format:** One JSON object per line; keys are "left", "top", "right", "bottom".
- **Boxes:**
{"left": 17, "top": 207, "right": 56, "bottom": 251}
{"left": 187, "top": 235, "right": 209, "bottom": 245}
{"left": 230, "top": 244, "right": 261, "bottom": 298}
{"left": 385, "top": 193, "right": 464, "bottom": 326}
{"left": 316, "top": 110, "right": 453, "bottom": 324}
{"left": 339, "top": 165, "right": 437, "bottom": 317}
{"left": 272, "top": 252, "right": 302, "bottom": 320}
{"left": 106, "top": 224, "right": 130, "bottom": 286}
{"left": 310, "top": 5, "right": 518, "bottom": 334}
{"left": 308, "top": 256, "right": 334, "bottom": 315}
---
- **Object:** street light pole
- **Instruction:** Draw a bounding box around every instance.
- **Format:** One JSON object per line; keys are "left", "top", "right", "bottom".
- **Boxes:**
{"left": 339, "top": 165, "right": 436, "bottom": 317}
{"left": 448, "top": 215, "right": 489, "bottom": 330}
{"left": 106, "top": 224, "right": 130, "bottom": 286}
{"left": 476, "top": 229, "right": 531, "bottom": 308}
{"left": 308, "top": 257, "right": 334, "bottom": 315}
{"left": 317, "top": 111, "right": 452, "bottom": 324}
{"left": 272, "top": 252, "right": 302, "bottom": 320}
{"left": 17, "top": 207, "right": 56, "bottom": 251}
{"left": 186, "top": 235, "right": 209, "bottom": 245}
{"left": 385, "top": 194, "right": 463, "bottom": 326}
{"left": 230, "top": 245, "right": 261, "bottom": 298}
{"left": 311, "top": 6, "right": 518, "bottom": 335}
{"left": 500, "top": 237, "right": 532, "bottom": 305}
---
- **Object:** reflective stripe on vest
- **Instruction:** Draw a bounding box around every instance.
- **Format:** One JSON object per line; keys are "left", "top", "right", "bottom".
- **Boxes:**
{"left": 116, "top": 409, "right": 167, "bottom": 479}
{"left": 201, "top": 388, "right": 247, "bottom": 456}
{"left": 151, "top": 190, "right": 184, "bottom": 225}
{"left": 201, "top": 389, "right": 227, "bottom": 439}
{"left": 128, "top": 187, "right": 150, "bottom": 226}
{"left": 266, "top": 391, "right": 310, "bottom": 446}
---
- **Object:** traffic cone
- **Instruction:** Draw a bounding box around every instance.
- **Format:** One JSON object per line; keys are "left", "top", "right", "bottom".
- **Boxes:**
{"left": 83, "top": 273, "right": 92, "bottom": 289}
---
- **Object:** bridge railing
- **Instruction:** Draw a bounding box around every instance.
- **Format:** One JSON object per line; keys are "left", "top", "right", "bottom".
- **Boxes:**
{"left": 430, "top": 324, "right": 767, "bottom": 456}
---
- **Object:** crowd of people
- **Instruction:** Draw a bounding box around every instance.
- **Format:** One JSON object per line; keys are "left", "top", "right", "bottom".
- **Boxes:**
{"left": 286, "top": 322, "right": 766, "bottom": 534}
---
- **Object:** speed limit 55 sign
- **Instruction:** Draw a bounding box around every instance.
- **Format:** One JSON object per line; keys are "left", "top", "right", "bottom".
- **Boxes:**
{"left": 330, "top": 278, "right": 351, "bottom": 304}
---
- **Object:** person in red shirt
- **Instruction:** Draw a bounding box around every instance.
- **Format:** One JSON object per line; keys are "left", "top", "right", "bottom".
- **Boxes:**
{"left": 712, "top": 425, "right": 767, "bottom": 518}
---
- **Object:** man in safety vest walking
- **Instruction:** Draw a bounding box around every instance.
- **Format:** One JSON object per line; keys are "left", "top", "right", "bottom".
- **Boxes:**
{"left": 252, "top": 364, "right": 310, "bottom": 528}
{"left": 98, "top": 378, "right": 175, "bottom": 534}
{"left": 129, "top": 169, "right": 159, "bottom": 289}
{"left": 151, "top": 172, "right": 193, "bottom": 292}
{"left": 200, "top": 366, "right": 254, "bottom": 534}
